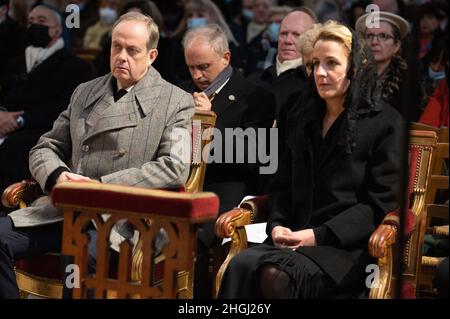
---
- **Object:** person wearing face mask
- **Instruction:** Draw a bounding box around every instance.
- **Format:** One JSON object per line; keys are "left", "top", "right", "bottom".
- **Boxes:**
{"left": 83, "top": 0, "right": 119, "bottom": 50}
{"left": 419, "top": 49, "right": 449, "bottom": 128}
{"left": 420, "top": 33, "right": 448, "bottom": 99}
{"left": 0, "top": 0, "right": 27, "bottom": 79}
{"left": 0, "top": 4, "right": 92, "bottom": 212}
{"left": 171, "top": 0, "right": 241, "bottom": 82}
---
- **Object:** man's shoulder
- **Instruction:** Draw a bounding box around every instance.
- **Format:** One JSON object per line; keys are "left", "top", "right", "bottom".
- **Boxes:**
{"left": 230, "top": 70, "right": 273, "bottom": 97}
{"left": 80, "top": 73, "right": 109, "bottom": 89}
{"left": 246, "top": 66, "right": 276, "bottom": 87}
{"left": 69, "top": 73, "right": 109, "bottom": 102}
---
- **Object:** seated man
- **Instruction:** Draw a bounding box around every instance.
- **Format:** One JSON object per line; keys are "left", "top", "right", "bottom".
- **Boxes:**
{"left": 180, "top": 23, "right": 275, "bottom": 298}
{"left": 0, "top": 4, "right": 92, "bottom": 204}
{"left": 0, "top": 12, "right": 194, "bottom": 299}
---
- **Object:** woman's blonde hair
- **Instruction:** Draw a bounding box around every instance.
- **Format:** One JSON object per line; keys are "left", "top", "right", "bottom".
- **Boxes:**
{"left": 314, "top": 20, "right": 352, "bottom": 54}
{"left": 298, "top": 23, "right": 323, "bottom": 56}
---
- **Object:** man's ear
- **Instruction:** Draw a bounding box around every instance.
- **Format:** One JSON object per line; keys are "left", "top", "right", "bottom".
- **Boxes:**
{"left": 222, "top": 50, "right": 231, "bottom": 65}
{"left": 52, "top": 25, "right": 63, "bottom": 39}
{"left": 148, "top": 48, "right": 158, "bottom": 66}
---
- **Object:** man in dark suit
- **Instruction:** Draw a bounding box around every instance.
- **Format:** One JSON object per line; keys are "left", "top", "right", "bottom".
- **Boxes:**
{"left": 181, "top": 23, "right": 275, "bottom": 298}
{"left": 247, "top": 9, "right": 316, "bottom": 123}
{"left": 0, "top": 5, "right": 93, "bottom": 206}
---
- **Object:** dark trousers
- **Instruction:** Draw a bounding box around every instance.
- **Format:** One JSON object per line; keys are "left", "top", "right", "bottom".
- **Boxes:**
{"left": 0, "top": 216, "right": 100, "bottom": 299}
{"left": 0, "top": 216, "right": 63, "bottom": 298}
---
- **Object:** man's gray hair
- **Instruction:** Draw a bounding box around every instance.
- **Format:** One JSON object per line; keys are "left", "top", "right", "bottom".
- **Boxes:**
{"left": 112, "top": 12, "right": 159, "bottom": 50}
{"left": 182, "top": 24, "right": 229, "bottom": 56}
{"left": 34, "top": 4, "right": 62, "bottom": 28}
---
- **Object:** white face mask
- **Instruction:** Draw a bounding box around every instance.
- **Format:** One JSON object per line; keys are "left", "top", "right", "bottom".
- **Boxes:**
{"left": 266, "top": 22, "right": 280, "bottom": 43}
{"left": 242, "top": 8, "right": 254, "bottom": 21}
{"left": 428, "top": 66, "right": 446, "bottom": 81}
{"left": 99, "top": 7, "right": 117, "bottom": 25}
{"left": 187, "top": 17, "right": 207, "bottom": 29}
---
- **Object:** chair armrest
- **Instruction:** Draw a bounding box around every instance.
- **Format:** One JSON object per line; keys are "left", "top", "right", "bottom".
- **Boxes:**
{"left": 368, "top": 209, "right": 417, "bottom": 299}
{"left": 1, "top": 180, "right": 42, "bottom": 209}
{"left": 215, "top": 207, "right": 252, "bottom": 239}
{"left": 369, "top": 224, "right": 397, "bottom": 259}
{"left": 214, "top": 195, "right": 269, "bottom": 297}
{"left": 51, "top": 181, "right": 219, "bottom": 220}
{"left": 368, "top": 207, "right": 417, "bottom": 259}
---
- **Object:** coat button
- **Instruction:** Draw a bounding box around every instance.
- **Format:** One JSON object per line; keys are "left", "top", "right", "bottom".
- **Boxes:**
{"left": 82, "top": 145, "right": 90, "bottom": 152}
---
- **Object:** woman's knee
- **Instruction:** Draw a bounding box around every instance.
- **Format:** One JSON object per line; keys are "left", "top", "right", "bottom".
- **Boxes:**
{"left": 258, "top": 263, "right": 291, "bottom": 299}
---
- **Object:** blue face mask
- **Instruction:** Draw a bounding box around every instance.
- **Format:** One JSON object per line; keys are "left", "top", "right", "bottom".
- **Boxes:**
{"left": 242, "top": 8, "right": 254, "bottom": 21}
{"left": 187, "top": 17, "right": 207, "bottom": 29}
{"left": 99, "top": 7, "right": 117, "bottom": 25}
{"left": 428, "top": 67, "right": 446, "bottom": 81}
{"left": 266, "top": 22, "right": 280, "bottom": 42}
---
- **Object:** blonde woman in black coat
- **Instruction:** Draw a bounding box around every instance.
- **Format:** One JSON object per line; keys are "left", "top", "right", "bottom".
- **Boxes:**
{"left": 218, "top": 21, "right": 405, "bottom": 299}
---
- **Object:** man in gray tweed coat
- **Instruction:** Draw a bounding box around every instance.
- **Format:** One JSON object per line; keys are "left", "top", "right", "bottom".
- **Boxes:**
{"left": 0, "top": 12, "right": 194, "bottom": 298}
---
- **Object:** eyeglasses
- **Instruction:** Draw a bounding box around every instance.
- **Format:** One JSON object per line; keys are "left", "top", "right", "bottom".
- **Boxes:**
{"left": 365, "top": 32, "right": 396, "bottom": 42}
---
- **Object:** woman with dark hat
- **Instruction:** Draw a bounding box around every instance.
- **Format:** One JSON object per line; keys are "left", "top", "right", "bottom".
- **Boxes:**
{"left": 356, "top": 11, "right": 424, "bottom": 121}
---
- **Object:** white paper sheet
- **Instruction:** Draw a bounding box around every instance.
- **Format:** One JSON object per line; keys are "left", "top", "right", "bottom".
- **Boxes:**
{"left": 221, "top": 195, "right": 268, "bottom": 245}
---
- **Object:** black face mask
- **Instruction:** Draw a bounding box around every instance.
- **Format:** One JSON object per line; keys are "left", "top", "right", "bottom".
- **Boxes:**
{"left": 27, "top": 23, "right": 52, "bottom": 48}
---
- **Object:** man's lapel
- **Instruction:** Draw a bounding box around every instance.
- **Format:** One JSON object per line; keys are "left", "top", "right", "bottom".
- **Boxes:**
{"left": 211, "top": 70, "right": 245, "bottom": 117}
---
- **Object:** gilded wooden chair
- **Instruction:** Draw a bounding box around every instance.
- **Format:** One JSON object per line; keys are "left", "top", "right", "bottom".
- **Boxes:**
{"left": 214, "top": 130, "right": 438, "bottom": 298}
{"left": 52, "top": 182, "right": 219, "bottom": 299}
{"left": 1, "top": 110, "right": 217, "bottom": 298}
{"left": 409, "top": 124, "right": 449, "bottom": 298}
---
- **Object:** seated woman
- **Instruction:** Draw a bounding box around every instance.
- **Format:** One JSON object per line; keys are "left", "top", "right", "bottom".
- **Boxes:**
{"left": 356, "top": 11, "right": 423, "bottom": 122}
{"left": 218, "top": 21, "right": 405, "bottom": 299}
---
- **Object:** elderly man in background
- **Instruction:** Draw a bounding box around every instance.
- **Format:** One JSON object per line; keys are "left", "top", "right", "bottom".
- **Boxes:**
{"left": 0, "top": 4, "right": 92, "bottom": 210}
{"left": 247, "top": 8, "right": 316, "bottom": 123}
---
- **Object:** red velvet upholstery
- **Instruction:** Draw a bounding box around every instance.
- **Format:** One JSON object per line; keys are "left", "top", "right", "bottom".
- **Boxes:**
{"left": 380, "top": 145, "right": 421, "bottom": 236}
{"left": 402, "top": 283, "right": 416, "bottom": 299}
{"left": 383, "top": 209, "right": 416, "bottom": 237}
{"left": 15, "top": 255, "right": 61, "bottom": 279}
{"left": 51, "top": 182, "right": 219, "bottom": 219}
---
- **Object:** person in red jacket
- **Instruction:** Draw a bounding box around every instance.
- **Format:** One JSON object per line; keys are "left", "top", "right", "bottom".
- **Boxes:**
{"left": 419, "top": 77, "right": 449, "bottom": 128}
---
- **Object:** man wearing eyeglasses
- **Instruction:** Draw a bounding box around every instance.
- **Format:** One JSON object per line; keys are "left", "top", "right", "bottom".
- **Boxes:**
{"left": 356, "top": 11, "right": 423, "bottom": 122}
{"left": 0, "top": 4, "right": 92, "bottom": 210}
